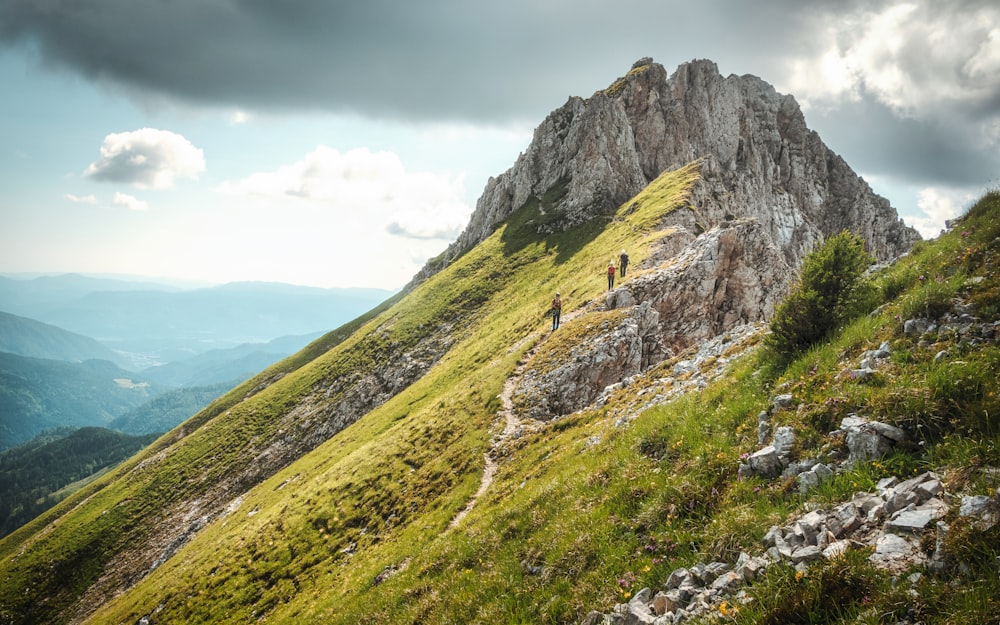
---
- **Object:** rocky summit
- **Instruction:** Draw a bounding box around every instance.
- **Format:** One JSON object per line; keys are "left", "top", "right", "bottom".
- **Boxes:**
{"left": 433, "top": 57, "right": 917, "bottom": 277}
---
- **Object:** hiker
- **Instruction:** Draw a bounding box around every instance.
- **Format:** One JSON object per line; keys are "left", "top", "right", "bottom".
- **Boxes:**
{"left": 607, "top": 260, "right": 616, "bottom": 290}
{"left": 619, "top": 249, "right": 630, "bottom": 278}
{"left": 550, "top": 292, "right": 562, "bottom": 330}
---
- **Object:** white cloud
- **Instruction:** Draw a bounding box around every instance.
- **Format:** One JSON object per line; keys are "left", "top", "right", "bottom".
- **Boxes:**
{"left": 783, "top": 1, "right": 1000, "bottom": 116}
{"left": 64, "top": 193, "right": 97, "bottom": 204}
{"left": 216, "top": 146, "right": 471, "bottom": 240}
{"left": 112, "top": 191, "right": 150, "bottom": 211}
{"left": 906, "top": 187, "right": 976, "bottom": 238}
{"left": 85, "top": 128, "right": 206, "bottom": 189}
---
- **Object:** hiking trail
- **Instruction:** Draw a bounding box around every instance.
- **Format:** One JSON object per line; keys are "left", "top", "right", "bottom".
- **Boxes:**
{"left": 448, "top": 307, "right": 585, "bottom": 529}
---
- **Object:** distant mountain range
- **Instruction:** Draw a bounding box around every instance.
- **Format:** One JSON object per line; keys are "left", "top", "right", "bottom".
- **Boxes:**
{"left": 0, "top": 274, "right": 395, "bottom": 367}
{"left": 137, "top": 332, "right": 324, "bottom": 387}
{"left": 0, "top": 275, "right": 393, "bottom": 449}
{"left": 0, "top": 310, "right": 129, "bottom": 367}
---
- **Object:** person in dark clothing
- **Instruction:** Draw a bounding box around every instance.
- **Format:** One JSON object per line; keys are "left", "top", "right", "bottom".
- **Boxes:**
{"left": 619, "top": 249, "right": 630, "bottom": 278}
{"left": 551, "top": 292, "right": 562, "bottom": 330}
{"left": 607, "top": 261, "right": 616, "bottom": 290}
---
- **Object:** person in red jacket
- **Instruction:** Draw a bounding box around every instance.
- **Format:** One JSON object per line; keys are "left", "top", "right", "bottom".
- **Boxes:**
{"left": 607, "top": 260, "right": 616, "bottom": 290}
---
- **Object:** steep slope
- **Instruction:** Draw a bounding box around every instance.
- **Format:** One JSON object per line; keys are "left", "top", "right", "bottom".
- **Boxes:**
{"left": 54, "top": 191, "right": 1000, "bottom": 625}
{"left": 0, "top": 162, "right": 701, "bottom": 625}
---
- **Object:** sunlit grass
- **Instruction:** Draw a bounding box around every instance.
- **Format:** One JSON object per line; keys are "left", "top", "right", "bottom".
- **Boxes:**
{"left": 4, "top": 184, "right": 1000, "bottom": 625}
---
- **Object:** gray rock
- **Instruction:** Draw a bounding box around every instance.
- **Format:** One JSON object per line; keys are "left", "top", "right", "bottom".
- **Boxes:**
{"left": 709, "top": 571, "right": 742, "bottom": 594}
{"left": 827, "top": 503, "right": 862, "bottom": 538}
{"left": 850, "top": 368, "right": 875, "bottom": 380}
{"left": 625, "top": 589, "right": 657, "bottom": 625}
{"left": 841, "top": 414, "right": 868, "bottom": 430}
{"left": 772, "top": 426, "right": 796, "bottom": 457}
{"left": 773, "top": 393, "right": 794, "bottom": 410}
{"left": 886, "top": 501, "right": 947, "bottom": 533}
{"left": 747, "top": 445, "right": 783, "bottom": 478}
{"left": 869, "top": 421, "right": 906, "bottom": 442}
{"left": 790, "top": 545, "right": 823, "bottom": 564}
{"left": 581, "top": 611, "right": 608, "bottom": 625}
{"left": 914, "top": 479, "right": 943, "bottom": 501}
{"left": 853, "top": 492, "right": 886, "bottom": 515}
{"left": 844, "top": 418, "right": 905, "bottom": 465}
{"left": 870, "top": 533, "right": 924, "bottom": 572}
{"left": 959, "top": 495, "right": 999, "bottom": 530}
{"left": 663, "top": 567, "right": 689, "bottom": 590}
{"left": 756, "top": 411, "right": 770, "bottom": 446}
{"left": 734, "top": 554, "right": 768, "bottom": 581}
{"left": 797, "top": 463, "right": 833, "bottom": 494}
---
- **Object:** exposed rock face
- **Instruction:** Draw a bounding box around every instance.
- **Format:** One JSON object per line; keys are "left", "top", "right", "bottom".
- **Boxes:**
{"left": 512, "top": 219, "right": 791, "bottom": 419}
{"left": 612, "top": 217, "right": 793, "bottom": 354}
{"left": 512, "top": 302, "right": 663, "bottom": 421}
{"left": 435, "top": 58, "right": 917, "bottom": 277}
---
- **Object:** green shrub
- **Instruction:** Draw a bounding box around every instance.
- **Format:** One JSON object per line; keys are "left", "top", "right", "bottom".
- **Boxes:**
{"left": 765, "top": 232, "right": 875, "bottom": 370}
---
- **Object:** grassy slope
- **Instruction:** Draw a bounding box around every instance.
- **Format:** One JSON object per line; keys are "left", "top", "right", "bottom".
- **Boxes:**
{"left": 3, "top": 177, "right": 998, "bottom": 625}
{"left": 0, "top": 164, "right": 699, "bottom": 625}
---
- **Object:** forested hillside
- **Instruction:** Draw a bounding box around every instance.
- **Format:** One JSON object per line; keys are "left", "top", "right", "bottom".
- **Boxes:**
{"left": 0, "top": 353, "right": 160, "bottom": 449}
{"left": 0, "top": 428, "right": 160, "bottom": 538}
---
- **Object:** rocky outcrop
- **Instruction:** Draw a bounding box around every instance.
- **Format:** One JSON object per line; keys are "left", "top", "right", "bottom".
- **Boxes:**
{"left": 582, "top": 473, "right": 1000, "bottom": 624}
{"left": 427, "top": 57, "right": 917, "bottom": 283}
{"left": 510, "top": 219, "right": 791, "bottom": 421}
{"left": 512, "top": 302, "right": 664, "bottom": 420}
{"left": 611, "top": 218, "right": 793, "bottom": 355}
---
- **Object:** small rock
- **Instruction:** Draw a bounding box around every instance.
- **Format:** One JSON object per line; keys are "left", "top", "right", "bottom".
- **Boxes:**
{"left": 790, "top": 545, "right": 823, "bottom": 564}
{"left": 772, "top": 393, "right": 794, "bottom": 410}
{"left": 959, "top": 495, "right": 999, "bottom": 530}
{"left": 827, "top": 502, "right": 862, "bottom": 538}
{"left": 870, "top": 533, "right": 924, "bottom": 572}
{"left": 886, "top": 502, "right": 947, "bottom": 533}
{"left": 747, "top": 446, "right": 783, "bottom": 478}
{"left": 663, "top": 568, "right": 689, "bottom": 590}
{"left": 850, "top": 367, "right": 875, "bottom": 380}
{"left": 709, "top": 571, "right": 742, "bottom": 594}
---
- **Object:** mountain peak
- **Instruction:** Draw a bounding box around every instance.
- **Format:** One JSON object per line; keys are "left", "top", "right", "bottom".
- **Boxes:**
{"left": 416, "top": 58, "right": 917, "bottom": 287}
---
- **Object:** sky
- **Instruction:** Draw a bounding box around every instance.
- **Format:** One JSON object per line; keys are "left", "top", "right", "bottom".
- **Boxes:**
{"left": 1, "top": 0, "right": 998, "bottom": 290}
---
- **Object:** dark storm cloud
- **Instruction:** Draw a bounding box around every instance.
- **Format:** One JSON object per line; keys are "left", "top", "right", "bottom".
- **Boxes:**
{"left": 807, "top": 98, "right": 1000, "bottom": 188}
{"left": 2, "top": 0, "right": 997, "bottom": 191}
{"left": 0, "top": 0, "right": 800, "bottom": 122}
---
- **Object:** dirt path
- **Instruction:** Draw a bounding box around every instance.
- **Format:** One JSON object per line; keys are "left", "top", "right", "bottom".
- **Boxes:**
{"left": 448, "top": 307, "right": 585, "bottom": 529}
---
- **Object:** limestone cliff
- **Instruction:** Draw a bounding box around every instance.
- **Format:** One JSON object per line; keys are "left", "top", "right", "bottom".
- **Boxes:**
{"left": 429, "top": 57, "right": 917, "bottom": 280}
